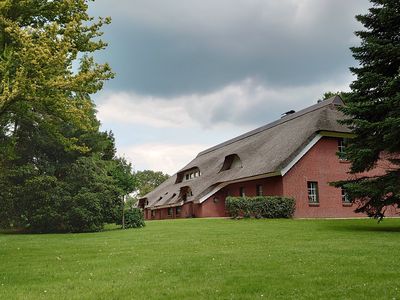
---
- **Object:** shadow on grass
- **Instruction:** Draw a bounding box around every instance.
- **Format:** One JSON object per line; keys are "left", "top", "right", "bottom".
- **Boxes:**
{"left": 340, "top": 226, "right": 400, "bottom": 233}
{"left": 325, "top": 223, "right": 400, "bottom": 233}
{"left": 0, "top": 223, "right": 123, "bottom": 235}
{"left": 0, "top": 228, "right": 30, "bottom": 235}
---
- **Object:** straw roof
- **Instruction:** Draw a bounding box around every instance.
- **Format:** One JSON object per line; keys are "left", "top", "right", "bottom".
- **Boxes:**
{"left": 142, "top": 96, "right": 350, "bottom": 209}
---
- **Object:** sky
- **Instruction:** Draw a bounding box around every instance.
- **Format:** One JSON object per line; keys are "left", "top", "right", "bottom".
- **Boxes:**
{"left": 89, "top": 0, "right": 370, "bottom": 174}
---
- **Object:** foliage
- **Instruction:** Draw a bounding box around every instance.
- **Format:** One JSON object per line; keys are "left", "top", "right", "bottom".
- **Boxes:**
{"left": 111, "top": 157, "right": 136, "bottom": 195}
{"left": 110, "top": 157, "right": 136, "bottom": 225}
{"left": 225, "top": 196, "right": 295, "bottom": 219}
{"left": 335, "top": 0, "right": 400, "bottom": 219}
{"left": 0, "top": 1, "right": 136, "bottom": 232}
{"left": 321, "top": 91, "right": 351, "bottom": 102}
{"left": 134, "top": 170, "right": 169, "bottom": 197}
{"left": 125, "top": 194, "right": 139, "bottom": 208}
{"left": 0, "top": 154, "right": 136, "bottom": 233}
{"left": 123, "top": 207, "right": 145, "bottom": 228}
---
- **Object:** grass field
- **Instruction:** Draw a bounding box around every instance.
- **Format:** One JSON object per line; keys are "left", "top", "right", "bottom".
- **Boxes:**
{"left": 1, "top": 218, "right": 400, "bottom": 299}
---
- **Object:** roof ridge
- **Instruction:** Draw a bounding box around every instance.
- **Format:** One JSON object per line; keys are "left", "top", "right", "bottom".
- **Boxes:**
{"left": 197, "top": 96, "right": 343, "bottom": 156}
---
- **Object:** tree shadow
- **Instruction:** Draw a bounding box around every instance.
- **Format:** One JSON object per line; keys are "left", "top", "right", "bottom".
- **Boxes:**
{"left": 0, "top": 224, "right": 123, "bottom": 235}
{"left": 326, "top": 223, "right": 400, "bottom": 233}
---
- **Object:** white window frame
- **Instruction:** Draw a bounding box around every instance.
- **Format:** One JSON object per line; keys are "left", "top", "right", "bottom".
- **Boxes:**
{"left": 256, "top": 185, "right": 263, "bottom": 196}
{"left": 240, "top": 187, "right": 245, "bottom": 197}
{"left": 338, "top": 138, "right": 347, "bottom": 160}
{"left": 341, "top": 188, "right": 351, "bottom": 204}
{"left": 307, "top": 181, "right": 319, "bottom": 204}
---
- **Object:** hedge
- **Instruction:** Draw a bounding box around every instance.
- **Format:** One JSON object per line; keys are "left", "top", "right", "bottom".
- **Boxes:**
{"left": 225, "top": 196, "right": 295, "bottom": 219}
{"left": 123, "top": 208, "right": 146, "bottom": 228}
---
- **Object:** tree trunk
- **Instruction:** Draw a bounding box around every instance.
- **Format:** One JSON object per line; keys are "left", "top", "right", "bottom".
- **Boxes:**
{"left": 122, "top": 196, "right": 125, "bottom": 229}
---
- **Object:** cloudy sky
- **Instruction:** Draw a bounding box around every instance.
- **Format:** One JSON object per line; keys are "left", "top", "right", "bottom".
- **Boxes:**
{"left": 89, "top": 0, "right": 370, "bottom": 174}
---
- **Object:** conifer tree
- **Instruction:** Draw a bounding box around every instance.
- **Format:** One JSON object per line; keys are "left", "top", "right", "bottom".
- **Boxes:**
{"left": 339, "top": 0, "right": 400, "bottom": 218}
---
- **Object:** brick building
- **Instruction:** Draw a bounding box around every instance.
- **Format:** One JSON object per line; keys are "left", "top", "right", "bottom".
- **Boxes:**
{"left": 139, "top": 96, "right": 397, "bottom": 219}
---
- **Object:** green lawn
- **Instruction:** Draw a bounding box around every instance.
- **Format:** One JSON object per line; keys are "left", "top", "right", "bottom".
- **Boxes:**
{"left": 1, "top": 218, "right": 400, "bottom": 299}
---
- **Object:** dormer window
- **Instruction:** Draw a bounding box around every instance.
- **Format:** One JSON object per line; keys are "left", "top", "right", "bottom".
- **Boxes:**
{"left": 176, "top": 167, "right": 201, "bottom": 183}
{"left": 220, "top": 154, "right": 242, "bottom": 172}
{"left": 179, "top": 186, "right": 193, "bottom": 202}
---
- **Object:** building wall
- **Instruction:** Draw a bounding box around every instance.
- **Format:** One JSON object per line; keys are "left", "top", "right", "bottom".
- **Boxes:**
{"left": 195, "top": 176, "right": 284, "bottom": 218}
{"left": 145, "top": 202, "right": 195, "bottom": 220}
{"left": 283, "top": 137, "right": 398, "bottom": 218}
{"left": 195, "top": 191, "right": 227, "bottom": 218}
{"left": 180, "top": 202, "right": 195, "bottom": 218}
{"left": 223, "top": 177, "right": 283, "bottom": 198}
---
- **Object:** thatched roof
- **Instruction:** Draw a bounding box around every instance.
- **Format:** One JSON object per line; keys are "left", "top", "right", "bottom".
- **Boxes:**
{"left": 142, "top": 96, "right": 350, "bottom": 209}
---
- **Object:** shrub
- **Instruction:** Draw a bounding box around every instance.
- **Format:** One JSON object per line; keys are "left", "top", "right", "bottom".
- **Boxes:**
{"left": 226, "top": 196, "right": 295, "bottom": 219}
{"left": 124, "top": 208, "right": 146, "bottom": 229}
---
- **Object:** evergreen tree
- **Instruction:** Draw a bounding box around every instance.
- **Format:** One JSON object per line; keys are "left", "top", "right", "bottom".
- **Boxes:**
{"left": 338, "top": 0, "right": 400, "bottom": 219}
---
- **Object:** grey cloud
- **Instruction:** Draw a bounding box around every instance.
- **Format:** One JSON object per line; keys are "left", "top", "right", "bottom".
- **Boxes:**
{"left": 91, "top": 0, "right": 369, "bottom": 96}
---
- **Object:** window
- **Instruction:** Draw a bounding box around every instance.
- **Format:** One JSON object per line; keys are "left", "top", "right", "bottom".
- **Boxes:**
{"left": 240, "top": 187, "right": 245, "bottom": 197}
{"left": 176, "top": 206, "right": 181, "bottom": 215}
{"left": 220, "top": 154, "right": 242, "bottom": 171}
{"left": 151, "top": 210, "right": 156, "bottom": 218}
{"left": 307, "top": 181, "right": 319, "bottom": 204}
{"left": 179, "top": 186, "right": 192, "bottom": 202}
{"left": 176, "top": 167, "right": 201, "bottom": 183}
{"left": 338, "top": 138, "right": 348, "bottom": 160}
{"left": 256, "top": 185, "right": 263, "bottom": 196}
{"left": 342, "top": 188, "right": 351, "bottom": 204}
{"left": 167, "top": 207, "right": 173, "bottom": 216}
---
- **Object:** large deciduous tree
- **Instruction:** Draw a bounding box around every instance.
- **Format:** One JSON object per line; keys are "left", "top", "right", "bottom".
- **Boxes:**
{"left": 338, "top": 0, "right": 400, "bottom": 219}
{"left": 0, "top": 0, "right": 136, "bottom": 232}
{"left": 134, "top": 170, "right": 170, "bottom": 198}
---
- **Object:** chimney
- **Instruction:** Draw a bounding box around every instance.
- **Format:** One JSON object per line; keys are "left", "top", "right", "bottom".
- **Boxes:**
{"left": 281, "top": 110, "right": 296, "bottom": 118}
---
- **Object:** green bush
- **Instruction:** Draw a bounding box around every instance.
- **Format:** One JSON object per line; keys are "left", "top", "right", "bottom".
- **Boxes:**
{"left": 124, "top": 208, "right": 145, "bottom": 229}
{"left": 226, "top": 196, "right": 295, "bottom": 219}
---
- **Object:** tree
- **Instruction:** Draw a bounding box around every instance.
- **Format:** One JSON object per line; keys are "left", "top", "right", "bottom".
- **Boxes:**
{"left": 110, "top": 157, "right": 136, "bottom": 229}
{"left": 321, "top": 91, "right": 351, "bottom": 102}
{"left": 134, "top": 170, "right": 170, "bottom": 197}
{"left": 0, "top": 1, "right": 133, "bottom": 232}
{"left": 336, "top": 0, "right": 400, "bottom": 219}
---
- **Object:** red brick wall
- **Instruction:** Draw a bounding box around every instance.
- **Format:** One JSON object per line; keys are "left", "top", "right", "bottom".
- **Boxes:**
{"left": 195, "top": 177, "right": 284, "bottom": 218}
{"left": 196, "top": 192, "right": 227, "bottom": 217}
{"left": 283, "top": 137, "right": 398, "bottom": 218}
{"left": 180, "top": 202, "right": 194, "bottom": 218}
{"left": 223, "top": 177, "right": 283, "bottom": 198}
{"left": 144, "top": 202, "right": 195, "bottom": 220}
